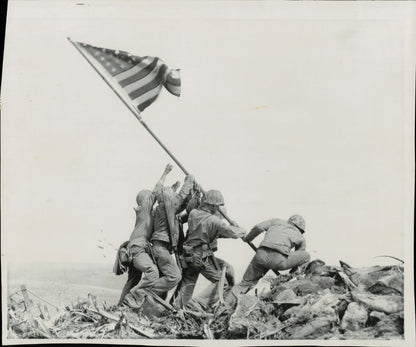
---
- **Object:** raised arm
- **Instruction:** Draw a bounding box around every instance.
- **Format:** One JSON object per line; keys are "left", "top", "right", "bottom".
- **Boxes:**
{"left": 153, "top": 164, "right": 174, "bottom": 195}
{"left": 177, "top": 174, "right": 195, "bottom": 201}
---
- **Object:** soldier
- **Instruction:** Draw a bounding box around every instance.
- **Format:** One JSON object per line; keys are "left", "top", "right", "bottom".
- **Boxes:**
{"left": 175, "top": 190, "right": 246, "bottom": 309}
{"left": 226, "top": 215, "right": 310, "bottom": 306}
{"left": 119, "top": 164, "right": 173, "bottom": 308}
{"left": 146, "top": 172, "right": 196, "bottom": 300}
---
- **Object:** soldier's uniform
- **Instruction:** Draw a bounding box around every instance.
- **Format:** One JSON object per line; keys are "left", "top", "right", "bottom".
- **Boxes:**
{"left": 175, "top": 191, "right": 246, "bottom": 309}
{"left": 228, "top": 215, "right": 310, "bottom": 303}
{"left": 117, "top": 164, "right": 173, "bottom": 308}
{"left": 117, "top": 189, "right": 160, "bottom": 306}
{"left": 149, "top": 175, "right": 195, "bottom": 296}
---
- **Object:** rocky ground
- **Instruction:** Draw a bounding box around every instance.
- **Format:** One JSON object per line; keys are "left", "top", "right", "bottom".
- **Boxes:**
{"left": 7, "top": 259, "right": 404, "bottom": 340}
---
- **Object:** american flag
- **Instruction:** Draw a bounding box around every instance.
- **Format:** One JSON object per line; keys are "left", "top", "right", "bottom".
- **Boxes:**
{"left": 71, "top": 40, "right": 181, "bottom": 112}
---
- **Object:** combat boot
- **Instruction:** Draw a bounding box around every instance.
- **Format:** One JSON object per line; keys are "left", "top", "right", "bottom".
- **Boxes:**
{"left": 122, "top": 289, "right": 147, "bottom": 309}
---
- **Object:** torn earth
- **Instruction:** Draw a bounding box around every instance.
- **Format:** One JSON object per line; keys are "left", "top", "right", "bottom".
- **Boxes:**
{"left": 7, "top": 260, "right": 404, "bottom": 340}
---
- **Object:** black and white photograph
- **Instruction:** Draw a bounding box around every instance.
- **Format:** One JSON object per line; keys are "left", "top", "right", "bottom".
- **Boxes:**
{"left": 1, "top": 1, "right": 415, "bottom": 345}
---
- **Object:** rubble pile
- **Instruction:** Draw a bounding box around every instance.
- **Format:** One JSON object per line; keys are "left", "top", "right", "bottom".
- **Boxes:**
{"left": 7, "top": 260, "right": 404, "bottom": 340}
{"left": 228, "top": 260, "right": 404, "bottom": 340}
{"left": 7, "top": 291, "right": 208, "bottom": 339}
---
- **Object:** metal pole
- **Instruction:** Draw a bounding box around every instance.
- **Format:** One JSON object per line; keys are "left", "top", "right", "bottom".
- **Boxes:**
{"left": 69, "top": 37, "right": 257, "bottom": 256}
{"left": 139, "top": 120, "right": 190, "bottom": 175}
{"left": 68, "top": 37, "right": 190, "bottom": 176}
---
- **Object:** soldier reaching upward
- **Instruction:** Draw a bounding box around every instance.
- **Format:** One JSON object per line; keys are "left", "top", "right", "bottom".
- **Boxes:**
{"left": 119, "top": 164, "right": 173, "bottom": 307}
{"left": 143, "top": 171, "right": 196, "bottom": 301}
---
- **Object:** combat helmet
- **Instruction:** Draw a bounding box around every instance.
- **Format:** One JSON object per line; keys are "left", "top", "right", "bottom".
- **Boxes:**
{"left": 136, "top": 189, "right": 153, "bottom": 206}
{"left": 288, "top": 214, "right": 306, "bottom": 233}
{"left": 202, "top": 189, "right": 225, "bottom": 206}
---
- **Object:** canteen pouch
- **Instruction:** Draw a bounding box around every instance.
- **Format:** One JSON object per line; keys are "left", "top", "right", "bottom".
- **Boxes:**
{"left": 182, "top": 244, "right": 206, "bottom": 271}
{"left": 119, "top": 246, "right": 131, "bottom": 266}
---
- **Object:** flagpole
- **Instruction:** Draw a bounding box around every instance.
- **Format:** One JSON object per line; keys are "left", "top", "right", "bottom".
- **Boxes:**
{"left": 67, "top": 38, "right": 142, "bottom": 122}
{"left": 68, "top": 37, "right": 190, "bottom": 175}
{"left": 69, "top": 38, "right": 261, "bottom": 258}
{"left": 138, "top": 119, "right": 260, "bottom": 253}
{"left": 138, "top": 120, "right": 190, "bottom": 175}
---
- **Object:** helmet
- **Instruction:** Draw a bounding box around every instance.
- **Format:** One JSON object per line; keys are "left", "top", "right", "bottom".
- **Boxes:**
{"left": 136, "top": 189, "right": 153, "bottom": 206}
{"left": 288, "top": 214, "right": 305, "bottom": 232}
{"left": 202, "top": 189, "right": 225, "bottom": 206}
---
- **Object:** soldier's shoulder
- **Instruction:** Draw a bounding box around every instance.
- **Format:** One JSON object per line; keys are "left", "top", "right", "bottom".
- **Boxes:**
{"left": 188, "top": 208, "right": 206, "bottom": 219}
{"left": 266, "top": 218, "right": 286, "bottom": 228}
{"left": 207, "top": 213, "right": 226, "bottom": 226}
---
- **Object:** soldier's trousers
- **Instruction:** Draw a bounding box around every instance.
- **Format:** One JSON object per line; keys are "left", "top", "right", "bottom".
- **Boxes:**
{"left": 118, "top": 266, "right": 142, "bottom": 305}
{"left": 176, "top": 256, "right": 232, "bottom": 309}
{"left": 228, "top": 247, "right": 310, "bottom": 304}
{"left": 149, "top": 241, "right": 182, "bottom": 296}
{"left": 128, "top": 246, "right": 160, "bottom": 295}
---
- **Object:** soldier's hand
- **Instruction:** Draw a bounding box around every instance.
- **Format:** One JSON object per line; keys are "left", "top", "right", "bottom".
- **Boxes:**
{"left": 186, "top": 174, "right": 195, "bottom": 183}
{"left": 165, "top": 164, "right": 174, "bottom": 173}
{"left": 193, "top": 181, "right": 202, "bottom": 193}
{"left": 234, "top": 227, "right": 247, "bottom": 239}
{"left": 171, "top": 180, "right": 181, "bottom": 192}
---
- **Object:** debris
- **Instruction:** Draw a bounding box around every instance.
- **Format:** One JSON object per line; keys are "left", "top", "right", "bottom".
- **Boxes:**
{"left": 304, "top": 259, "right": 326, "bottom": 276}
{"left": 213, "top": 266, "right": 227, "bottom": 316}
{"left": 373, "top": 311, "right": 404, "bottom": 338}
{"left": 228, "top": 294, "right": 259, "bottom": 335}
{"left": 290, "top": 317, "right": 334, "bottom": 339}
{"left": 351, "top": 291, "right": 403, "bottom": 314}
{"left": 228, "top": 294, "right": 273, "bottom": 337}
{"left": 272, "top": 289, "right": 301, "bottom": 305}
{"left": 272, "top": 278, "right": 320, "bottom": 297}
{"left": 7, "top": 259, "right": 405, "bottom": 340}
{"left": 340, "top": 302, "right": 368, "bottom": 331}
{"left": 310, "top": 275, "right": 336, "bottom": 291}
{"left": 368, "top": 271, "right": 404, "bottom": 295}
{"left": 374, "top": 255, "right": 404, "bottom": 263}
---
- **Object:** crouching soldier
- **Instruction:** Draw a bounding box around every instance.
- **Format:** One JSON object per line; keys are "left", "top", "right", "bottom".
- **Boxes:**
{"left": 175, "top": 190, "right": 246, "bottom": 309}
{"left": 225, "top": 215, "right": 310, "bottom": 307}
{"left": 117, "top": 164, "right": 173, "bottom": 307}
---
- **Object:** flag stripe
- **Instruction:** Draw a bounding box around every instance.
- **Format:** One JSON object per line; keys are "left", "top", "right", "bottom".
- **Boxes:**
{"left": 117, "top": 58, "right": 158, "bottom": 86}
{"left": 166, "top": 77, "right": 181, "bottom": 87}
{"left": 75, "top": 41, "right": 181, "bottom": 113}
{"left": 128, "top": 64, "right": 168, "bottom": 100}
{"left": 114, "top": 56, "right": 154, "bottom": 82}
{"left": 72, "top": 41, "right": 142, "bottom": 117}
{"left": 122, "top": 61, "right": 165, "bottom": 94}
{"left": 166, "top": 70, "right": 181, "bottom": 86}
{"left": 113, "top": 56, "right": 151, "bottom": 81}
{"left": 137, "top": 95, "right": 159, "bottom": 112}
{"left": 132, "top": 85, "right": 163, "bottom": 109}
{"left": 164, "top": 83, "right": 181, "bottom": 96}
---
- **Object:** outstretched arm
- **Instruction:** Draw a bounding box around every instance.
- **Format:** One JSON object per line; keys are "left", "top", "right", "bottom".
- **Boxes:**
{"left": 153, "top": 164, "right": 174, "bottom": 194}
{"left": 244, "top": 218, "right": 281, "bottom": 242}
{"left": 217, "top": 220, "right": 247, "bottom": 239}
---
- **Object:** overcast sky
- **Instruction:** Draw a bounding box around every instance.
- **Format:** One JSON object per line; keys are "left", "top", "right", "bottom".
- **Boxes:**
{"left": 1, "top": 1, "right": 415, "bottom": 281}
